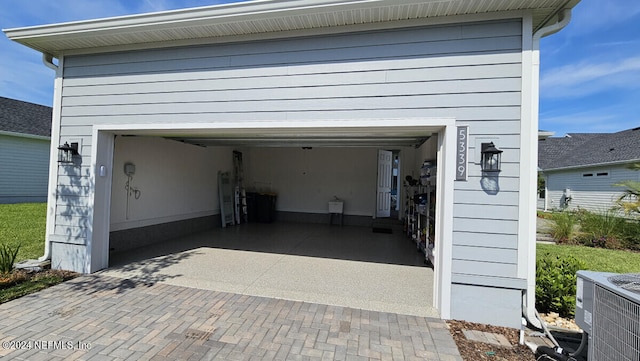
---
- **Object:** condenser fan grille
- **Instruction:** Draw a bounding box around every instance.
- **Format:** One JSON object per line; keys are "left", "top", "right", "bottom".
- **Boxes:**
{"left": 608, "top": 273, "right": 640, "bottom": 295}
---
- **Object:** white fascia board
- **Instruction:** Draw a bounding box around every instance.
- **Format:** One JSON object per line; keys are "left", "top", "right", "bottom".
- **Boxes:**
{"left": 543, "top": 159, "right": 640, "bottom": 172}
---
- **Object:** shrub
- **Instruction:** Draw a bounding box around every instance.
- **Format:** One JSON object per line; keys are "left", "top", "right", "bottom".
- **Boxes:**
{"left": 574, "top": 209, "right": 626, "bottom": 249}
{"left": 0, "top": 244, "right": 20, "bottom": 274}
{"left": 549, "top": 212, "right": 578, "bottom": 243}
{"left": 536, "top": 252, "right": 587, "bottom": 318}
{"left": 621, "top": 220, "right": 640, "bottom": 251}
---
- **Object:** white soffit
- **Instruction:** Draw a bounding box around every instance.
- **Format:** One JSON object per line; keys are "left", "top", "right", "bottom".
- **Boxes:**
{"left": 4, "top": 0, "right": 580, "bottom": 56}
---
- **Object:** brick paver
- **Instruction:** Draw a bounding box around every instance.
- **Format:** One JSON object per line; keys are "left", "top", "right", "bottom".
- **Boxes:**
{"left": 0, "top": 275, "right": 462, "bottom": 360}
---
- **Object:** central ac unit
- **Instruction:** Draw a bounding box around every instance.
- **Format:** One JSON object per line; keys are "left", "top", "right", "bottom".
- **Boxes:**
{"left": 575, "top": 270, "right": 640, "bottom": 361}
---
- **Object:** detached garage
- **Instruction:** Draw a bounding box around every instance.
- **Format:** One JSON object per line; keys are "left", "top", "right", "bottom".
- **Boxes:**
{"left": 4, "top": 0, "right": 579, "bottom": 328}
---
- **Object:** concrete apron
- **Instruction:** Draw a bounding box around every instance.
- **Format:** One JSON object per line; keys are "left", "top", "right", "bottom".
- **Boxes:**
{"left": 100, "top": 222, "right": 437, "bottom": 318}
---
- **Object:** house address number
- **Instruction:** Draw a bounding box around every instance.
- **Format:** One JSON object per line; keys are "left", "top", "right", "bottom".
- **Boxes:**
{"left": 456, "top": 126, "right": 468, "bottom": 181}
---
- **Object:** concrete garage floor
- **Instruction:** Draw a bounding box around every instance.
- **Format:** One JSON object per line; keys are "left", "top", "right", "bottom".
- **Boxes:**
{"left": 101, "top": 222, "right": 438, "bottom": 318}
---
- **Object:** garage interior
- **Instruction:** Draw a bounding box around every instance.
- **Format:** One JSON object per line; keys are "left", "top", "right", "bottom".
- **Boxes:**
{"left": 101, "top": 126, "right": 441, "bottom": 317}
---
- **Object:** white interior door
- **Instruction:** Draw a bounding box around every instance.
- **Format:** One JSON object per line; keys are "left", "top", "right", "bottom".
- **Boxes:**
{"left": 376, "top": 149, "right": 393, "bottom": 218}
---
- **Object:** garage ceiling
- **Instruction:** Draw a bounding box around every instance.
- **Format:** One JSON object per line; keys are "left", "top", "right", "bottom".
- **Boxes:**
{"left": 166, "top": 135, "right": 430, "bottom": 148}
{"left": 118, "top": 125, "right": 434, "bottom": 148}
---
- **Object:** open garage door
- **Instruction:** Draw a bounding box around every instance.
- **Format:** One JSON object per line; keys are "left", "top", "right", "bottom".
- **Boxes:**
{"left": 90, "top": 119, "right": 456, "bottom": 318}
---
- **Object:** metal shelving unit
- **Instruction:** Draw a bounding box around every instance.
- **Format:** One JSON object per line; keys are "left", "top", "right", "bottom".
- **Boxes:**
{"left": 404, "top": 162, "right": 437, "bottom": 266}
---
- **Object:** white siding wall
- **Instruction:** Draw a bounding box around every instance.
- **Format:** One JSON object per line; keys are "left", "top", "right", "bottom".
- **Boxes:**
{"left": 54, "top": 19, "right": 524, "bottom": 294}
{"left": 0, "top": 134, "right": 50, "bottom": 203}
{"left": 546, "top": 164, "right": 640, "bottom": 213}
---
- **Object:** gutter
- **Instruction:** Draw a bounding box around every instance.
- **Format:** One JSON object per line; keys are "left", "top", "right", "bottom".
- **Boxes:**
{"left": 0, "top": 130, "right": 50, "bottom": 141}
{"left": 533, "top": 7, "right": 572, "bottom": 41}
{"left": 523, "top": 6, "right": 573, "bottom": 331}
{"left": 542, "top": 158, "right": 640, "bottom": 172}
{"left": 42, "top": 53, "right": 58, "bottom": 70}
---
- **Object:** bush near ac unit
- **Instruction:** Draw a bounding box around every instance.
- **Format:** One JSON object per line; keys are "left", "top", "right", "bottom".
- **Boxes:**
{"left": 536, "top": 243, "right": 640, "bottom": 319}
{"left": 535, "top": 252, "right": 586, "bottom": 318}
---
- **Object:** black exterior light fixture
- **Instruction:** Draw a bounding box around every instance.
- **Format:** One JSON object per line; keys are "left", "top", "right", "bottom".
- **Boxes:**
{"left": 57, "top": 142, "right": 79, "bottom": 163}
{"left": 480, "top": 142, "right": 502, "bottom": 173}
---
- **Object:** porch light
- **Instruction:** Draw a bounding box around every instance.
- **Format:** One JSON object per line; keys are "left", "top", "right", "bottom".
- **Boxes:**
{"left": 481, "top": 142, "right": 502, "bottom": 173}
{"left": 57, "top": 142, "right": 79, "bottom": 163}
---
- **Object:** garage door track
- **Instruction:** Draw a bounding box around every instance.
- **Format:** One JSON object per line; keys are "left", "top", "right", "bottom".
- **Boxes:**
{"left": 0, "top": 274, "right": 462, "bottom": 360}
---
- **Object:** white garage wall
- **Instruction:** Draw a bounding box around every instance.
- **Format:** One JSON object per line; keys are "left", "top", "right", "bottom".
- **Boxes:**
{"left": 109, "top": 136, "right": 231, "bottom": 231}
{"left": 243, "top": 147, "right": 377, "bottom": 216}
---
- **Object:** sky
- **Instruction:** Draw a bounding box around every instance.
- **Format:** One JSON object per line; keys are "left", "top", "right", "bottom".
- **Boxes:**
{"left": 1, "top": 0, "right": 639, "bottom": 137}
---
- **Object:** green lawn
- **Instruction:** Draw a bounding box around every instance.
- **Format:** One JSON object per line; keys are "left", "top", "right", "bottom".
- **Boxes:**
{"left": 537, "top": 243, "right": 640, "bottom": 274}
{"left": 0, "top": 203, "right": 47, "bottom": 262}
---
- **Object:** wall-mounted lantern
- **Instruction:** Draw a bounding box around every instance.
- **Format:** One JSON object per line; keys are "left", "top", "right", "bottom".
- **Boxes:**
{"left": 57, "top": 142, "right": 79, "bottom": 163}
{"left": 480, "top": 142, "right": 502, "bottom": 173}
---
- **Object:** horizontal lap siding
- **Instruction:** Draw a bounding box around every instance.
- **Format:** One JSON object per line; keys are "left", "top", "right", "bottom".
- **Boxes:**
{"left": 0, "top": 135, "right": 50, "bottom": 203}
{"left": 56, "top": 16, "right": 523, "bottom": 278}
{"left": 546, "top": 165, "right": 639, "bottom": 212}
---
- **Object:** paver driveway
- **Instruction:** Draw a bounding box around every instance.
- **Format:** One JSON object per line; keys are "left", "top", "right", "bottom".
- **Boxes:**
{"left": 0, "top": 274, "right": 462, "bottom": 360}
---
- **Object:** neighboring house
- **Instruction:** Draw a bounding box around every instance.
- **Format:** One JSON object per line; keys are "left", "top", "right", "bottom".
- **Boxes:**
{"left": 538, "top": 127, "right": 640, "bottom": 212}
{"left": 0, "top": 97, "right": 52, "bottom": 203}
{"left": 4, "top": 0, "right": 580, "bottom": 328}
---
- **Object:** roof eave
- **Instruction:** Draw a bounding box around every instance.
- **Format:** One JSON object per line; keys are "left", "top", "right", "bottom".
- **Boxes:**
{"left": 4, "top": 0, "right": 581, "bottom": 57}
{"left": 542, "top": 159, "right": 640, "bottom": 172}
{"left": 532, "top": 0, "right": 581, "bottom": 34}
{"left": 0, "top": 130, "right": 51, "bottom": 141}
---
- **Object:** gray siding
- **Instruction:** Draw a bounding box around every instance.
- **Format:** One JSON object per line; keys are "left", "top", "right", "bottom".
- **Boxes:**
{"left": 56, "top": 19, "right": 523, "bottom": 284}
{"left": 545, "top": 164, "right": 640, "bottom": 213}
{"left": 0, "top": 134, "right": 50, "bottom": 203}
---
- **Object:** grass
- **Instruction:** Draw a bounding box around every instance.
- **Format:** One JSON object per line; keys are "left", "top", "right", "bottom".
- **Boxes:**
{"left": 0, "top": 203, "right": 47, "bottom": 262}
{"left": 537, "top": 243, "right": 640, "bottom": 274}
{"left": 0, "top": 203, "right": 72, "bottom": 305}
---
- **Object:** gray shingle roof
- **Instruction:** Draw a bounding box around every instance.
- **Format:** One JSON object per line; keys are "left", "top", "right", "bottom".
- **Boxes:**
{"left": 539, "top": 127, "right": 640, "bottom": 170}
{"left": 0, "top": 97, "right": 52, "bottom": 137}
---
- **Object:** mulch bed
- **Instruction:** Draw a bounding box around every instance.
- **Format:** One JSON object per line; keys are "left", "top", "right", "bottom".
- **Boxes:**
{"left": 0, "top": 269, "right": 77, "bottom": 290}
{"left": 447, "top": 320, "right": 536, "bottom": 361}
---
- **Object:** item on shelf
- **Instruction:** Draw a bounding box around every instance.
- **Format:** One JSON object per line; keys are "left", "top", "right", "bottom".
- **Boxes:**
{"left": 413, "top": 193, "right": 428, "bottom": 205}
{"left": 404, "top": 175, "right": 418, "bottom": 186}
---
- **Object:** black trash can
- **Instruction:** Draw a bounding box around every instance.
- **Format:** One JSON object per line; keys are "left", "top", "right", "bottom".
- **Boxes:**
{"left": 248, "top": 192, "right": 277, "bottom": 223}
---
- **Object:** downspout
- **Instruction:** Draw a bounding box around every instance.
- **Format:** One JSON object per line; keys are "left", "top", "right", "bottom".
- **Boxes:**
{"left": 39, "top": 52, "right": 61, "bottom": 263}
{"left": 523, "top": 8, "right": 573, "bottom": 329}
{"left": 544, "top": 174, "right": 549, "bottom": 212}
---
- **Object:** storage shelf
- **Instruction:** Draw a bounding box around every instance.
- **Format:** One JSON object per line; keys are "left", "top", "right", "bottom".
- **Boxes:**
{"left": 404, "top": 180, "right": 436, "bottom": 266}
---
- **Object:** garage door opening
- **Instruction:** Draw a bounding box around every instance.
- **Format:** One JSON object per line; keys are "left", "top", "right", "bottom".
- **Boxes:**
{"left": 91, "top": 120, "right": 453, "bottom": 318}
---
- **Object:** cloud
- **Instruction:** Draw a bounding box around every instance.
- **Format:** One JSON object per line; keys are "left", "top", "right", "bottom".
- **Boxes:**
{"left": 0, "top": 0, "right": 246, "bottom": 105}
{"left": 570, "top": 1, "right": 640, "bottom": 36}
{"left": 540, "top": 56, "right": 640, "bottom": 99}
{"left": 540, "top": 99, "right": 639, "bottom": 135}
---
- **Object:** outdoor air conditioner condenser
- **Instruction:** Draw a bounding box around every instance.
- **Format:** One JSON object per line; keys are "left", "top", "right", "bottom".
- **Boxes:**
{"left": 575, "top": 270, "right": 640, "bottom": 361}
